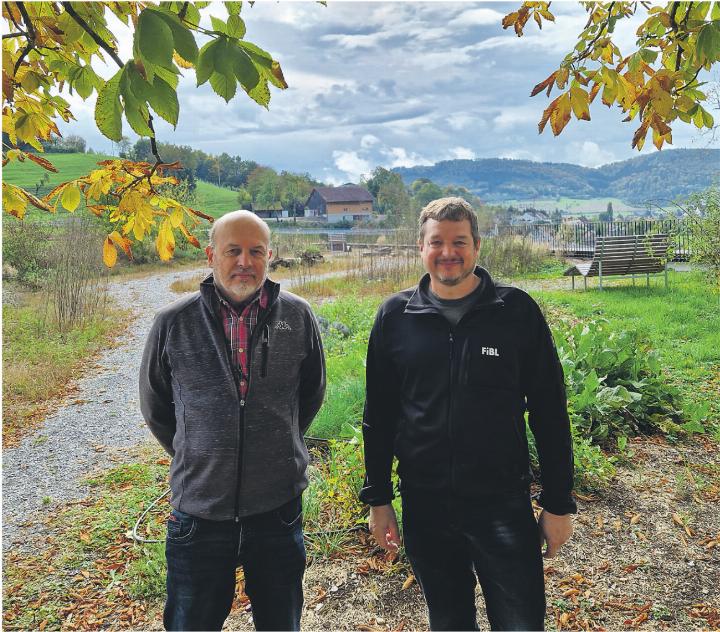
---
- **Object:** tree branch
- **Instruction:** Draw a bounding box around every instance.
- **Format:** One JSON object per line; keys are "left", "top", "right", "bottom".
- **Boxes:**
{"left": 61, "top": 2, "right": 124, "bottom": 69}
{"left": 3, "top": 31, "right": 26, "bottom": 39}
{"left": 16, "top": 2, "right": 35, "bottom": 40}
{"left": 575, "top": 2, "right": 616, "bottom": 64}
{"left": 4, "top": 1, "right": 22, "bottom": 31}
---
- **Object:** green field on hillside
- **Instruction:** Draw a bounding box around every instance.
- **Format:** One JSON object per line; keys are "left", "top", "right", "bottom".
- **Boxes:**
{"left": 2, "top": 152, "right": 239, "bottom": 223}
{"left": 504, "top": 197, "right": 646, "bottom": 216}
{"left": 194, "top": 180, "right": 240, "bottom": 218}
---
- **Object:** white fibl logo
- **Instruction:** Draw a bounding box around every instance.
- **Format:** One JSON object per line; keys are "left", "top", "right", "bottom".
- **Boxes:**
{"left": 481, "top": 347, "right": 500, "bottom": 357}
{"left": 274, "top": 320, "right": 292, "bottom": 331}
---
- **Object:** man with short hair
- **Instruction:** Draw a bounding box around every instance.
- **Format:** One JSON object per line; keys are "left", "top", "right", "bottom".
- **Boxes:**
{"left": 140, "top": 210, "right": 325, "bottom": 631}
{"left": 361, "top": 197, "right": 575, "bottom": 631}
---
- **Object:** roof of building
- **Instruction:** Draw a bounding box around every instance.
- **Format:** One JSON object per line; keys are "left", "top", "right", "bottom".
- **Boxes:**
{"left": 311, "top": 185, "right": 374, "bottom": 203}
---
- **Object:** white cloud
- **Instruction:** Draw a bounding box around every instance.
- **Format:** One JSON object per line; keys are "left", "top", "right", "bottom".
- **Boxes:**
{"left": 493, "top": 106, "right": 540, "bottom": 130}
{"left": 447, "top": 146, "right": 476, "bottom": 160}
{"left": 449, "top": 8, "right": 506, "bottom": 27}
{"left": 566, "top": 141, "right": 617, "bottom": 168}
{"left": 381, "top": 146, "right": 434, "bottom": 169}
{"left": 321, "top": 32, "right": 387, "bottom": 50}
{"left": 332, "top": 150, "right": 372, "bottom": 181}
{"left": 361, "top": 134, "right": 381, "bottom": 149}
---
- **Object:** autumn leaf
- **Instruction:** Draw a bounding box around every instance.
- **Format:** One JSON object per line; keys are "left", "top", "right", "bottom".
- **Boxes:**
{"left": 103, "top": 237, "right": 118, "bottom": 268}
{"left": 401, "top": 574, "right": 415, "bottom": 590}
{"left": 550, "top": 92, "right": 572, "bottom": 135}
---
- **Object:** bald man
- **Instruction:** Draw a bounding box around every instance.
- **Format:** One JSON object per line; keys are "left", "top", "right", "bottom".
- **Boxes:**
{"left": 140, "top": 211, "right": 326, "bottom": 631}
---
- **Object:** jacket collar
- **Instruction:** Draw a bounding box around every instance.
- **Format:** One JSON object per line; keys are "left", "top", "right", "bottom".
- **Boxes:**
{"left": 199, "top": 273, "right": 280, "bottom": 312}
{"left": 404, "top": 266, "right": 504, "bottom": 315}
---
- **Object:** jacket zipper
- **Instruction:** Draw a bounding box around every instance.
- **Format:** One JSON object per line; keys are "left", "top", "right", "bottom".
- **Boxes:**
{"left": 447, "top": 329, "right": 455, "bottom": 492}
{"left": 261, "top": 324, "right": 270, "bottom": 378}
{"left": 234, "top": 309, "right": 273, "bottom": 521}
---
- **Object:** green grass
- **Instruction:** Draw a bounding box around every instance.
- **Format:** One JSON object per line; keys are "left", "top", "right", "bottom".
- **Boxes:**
{"left": 535, "top": 270, "right": 720, "bottom": 433}
{"left": 194, "top": 180, "right": 242, "bottom": 219}
{"left": 2, "top": 291, "right": 126, "bottom": 445}
{"left": 536, "top": 271, "right": 720, "bottom": 369}
{"left": 2, "top": 448, "right": 169, "bottom": 630}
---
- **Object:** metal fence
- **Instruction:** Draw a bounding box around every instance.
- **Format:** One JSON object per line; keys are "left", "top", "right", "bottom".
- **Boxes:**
{"left": 497, "top": 219, "right": 692, "bottom": 260}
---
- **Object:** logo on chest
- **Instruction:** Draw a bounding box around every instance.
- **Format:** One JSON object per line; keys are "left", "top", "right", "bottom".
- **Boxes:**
{"left": 481, "top": 346, "right": 500, "bottom": 357}
{"left": 273, "top": 320, "right": 292, "bottom": 331}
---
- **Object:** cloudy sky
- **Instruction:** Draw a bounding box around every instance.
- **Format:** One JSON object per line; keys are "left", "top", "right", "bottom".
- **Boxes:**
{"left": 63, "top": 1, "right": 717, "bottom": 184}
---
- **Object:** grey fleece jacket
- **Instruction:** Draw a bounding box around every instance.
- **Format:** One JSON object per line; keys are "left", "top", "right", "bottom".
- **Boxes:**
{"left": 139, "top": 275, "right": 326, "bottom": 521}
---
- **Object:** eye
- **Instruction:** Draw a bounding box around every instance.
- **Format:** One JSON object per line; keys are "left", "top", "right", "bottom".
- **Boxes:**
{"left": 225, "top": 248, "right": 241, "bottom": 257}
{"left": 251, "top": 249, "right": 265, "bottom": 257}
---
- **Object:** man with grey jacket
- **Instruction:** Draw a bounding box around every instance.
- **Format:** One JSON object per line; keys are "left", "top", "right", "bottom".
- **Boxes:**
{"left": 139, "top": 210, "right": 326, "bottom": 631}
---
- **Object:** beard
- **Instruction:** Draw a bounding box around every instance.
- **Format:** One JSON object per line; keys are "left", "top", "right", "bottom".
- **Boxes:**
{"left": 434, "top": 259, "right": 474, "bottom": 286}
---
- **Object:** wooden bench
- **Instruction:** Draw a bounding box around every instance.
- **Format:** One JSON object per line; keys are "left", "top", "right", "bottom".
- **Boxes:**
{"left": 328, "top": 233, "right": 350, "bottom": 253}
{"left": 564, "top": 233, "right": 669, "bottom": 290}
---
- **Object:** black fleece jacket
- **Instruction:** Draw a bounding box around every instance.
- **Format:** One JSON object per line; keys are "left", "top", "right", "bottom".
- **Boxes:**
{"left": 139, "top": 275, "right": 325, "bottom": 521}
{"left": 360, "top": 267, "right": 576, "bottom": 515}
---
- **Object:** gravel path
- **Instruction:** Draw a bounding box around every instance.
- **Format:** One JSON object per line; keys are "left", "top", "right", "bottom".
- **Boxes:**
{"left": 2, "top": 266, "right": 208, "bottom": 552}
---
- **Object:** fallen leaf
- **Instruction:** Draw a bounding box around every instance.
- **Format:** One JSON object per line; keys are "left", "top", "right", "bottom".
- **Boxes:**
{"left": 401, "top": 574, "right": 415, "bottom": 590}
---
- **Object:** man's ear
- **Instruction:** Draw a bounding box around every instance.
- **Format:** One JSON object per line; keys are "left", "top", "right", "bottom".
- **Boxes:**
{"left": 267, "top": 248, "right": 273, "bottom": 261}
{"left": 205, "top": 245, "right": 214, "bottom": 266}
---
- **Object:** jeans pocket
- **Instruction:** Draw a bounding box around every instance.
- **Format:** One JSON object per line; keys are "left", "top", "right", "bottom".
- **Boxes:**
{"left": 166, "top": 509, "right": 197, "bottom": 543}
{"left": 275, "top": 496, "right": 303, "bottom": 528}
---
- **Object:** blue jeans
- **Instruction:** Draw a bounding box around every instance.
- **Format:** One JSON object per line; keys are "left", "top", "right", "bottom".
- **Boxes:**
{"left": 164, "top": 496, "right": 306, "bottom": 631}
{"left": 401, "top": 489, "right": 545, "bottom": 631}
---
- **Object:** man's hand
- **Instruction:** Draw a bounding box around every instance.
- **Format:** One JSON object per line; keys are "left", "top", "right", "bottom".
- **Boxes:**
{"left": 369, "top": 504, "right": 401, "bottom": 552}
{"left": 538, "top": 509, "right": 573, "bottom": 558}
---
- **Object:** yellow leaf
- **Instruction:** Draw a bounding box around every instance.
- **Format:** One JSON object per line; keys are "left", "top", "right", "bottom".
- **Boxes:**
{"left": 401, "top": 574, "right": 415, "bottom": 590}
{"left": 103, "top": 237, "right": 118, "bottom": 268}
{"left": 2, "top": 183, "right": 28, "bottom": 220}
{"left": 109, "top": 230, "right": 134, "bottom": 259}
{"left": 60, "top": 184, "right": 82, "bottom": 212}
{"left": 550, "top": 92, "right": 571, "bottom": 135}
{"left": 570, "top": 84, "right": 591, "bottom": 120}
{"left": 169, "top": 206, "right": 183, "bottom": 228}
{"left": 156, "top": 219, "right": 175, "bottom": 261}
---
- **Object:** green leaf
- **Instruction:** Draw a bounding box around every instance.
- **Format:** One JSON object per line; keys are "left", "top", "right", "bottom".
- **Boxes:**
{"left": 229, "top": 44, "right": 260, "bottom": 91}
{"left": 74, "top": 67, "right": 97, "bottom": 99}
{"left": 695, "top": 22, "right": 720, "bottom": 65}
{"left": 61, "top": 184, "right": 81, "bottom": 212}
{"left": 147, "top": 76, "right": 180, "bottom": 126}
{"left": 638, "top": 48, "right": 658, "bottom": 64}
{"left": 248, "top": 76, "right": 270, "bottom": 108}
{"left": 209, "top": 70, "right": 237, "bottom": 102}
{"left": 238, "top": 40, "right": 273, "bottom": 68}
{"left": 210, "top": 16, "right": 227, "bottom": 34}
{"left": 95, "top": 70, "right": 123, "bottom": 141}
{"left": 196, "top": 39, "right": 222, "bottom": 86}
{"left": 120, "top": 71, "right": 153, "bottom": 137}
{"left": 137, "top": 8, "right": 175, "bottom": 68}
{"left": 225, "top": 1, "right": 242, "bottom": 16}
{"left": 155, "top": 64, "right": 180, "bottom": 89}
{"left": 226, "top": 15, "right": 246, "bottom": 39}
{"left": 152, "top": 7, "right": 199, "bottom": 63}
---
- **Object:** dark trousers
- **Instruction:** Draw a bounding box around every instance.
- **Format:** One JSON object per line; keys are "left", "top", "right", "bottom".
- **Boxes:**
{"left": 164, "top": 496, "right": 306, "bottom": 631}
{"left": 401, "top": 490, "right": 546, "bottom": 631}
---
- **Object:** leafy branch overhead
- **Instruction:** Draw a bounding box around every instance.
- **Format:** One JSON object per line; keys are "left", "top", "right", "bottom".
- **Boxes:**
{"left": 2, "top": 1, "right": 288, "bottom": 266}
{"left": 504, "top": 2, "right": 720, "bottom": 150}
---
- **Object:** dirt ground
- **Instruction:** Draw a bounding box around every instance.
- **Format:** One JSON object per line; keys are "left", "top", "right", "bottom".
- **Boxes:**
{"left": 217, "top": 435, "right": 720, "bottom": 631}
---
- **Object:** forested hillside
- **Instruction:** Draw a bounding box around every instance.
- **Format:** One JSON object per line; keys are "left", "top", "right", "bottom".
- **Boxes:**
{"left": 394, "top": 148, "right": 719, "bottom": 204}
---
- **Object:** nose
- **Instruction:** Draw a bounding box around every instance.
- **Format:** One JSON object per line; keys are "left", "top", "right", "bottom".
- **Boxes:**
{"left": 236, "top": 250, "right": 252, "bottom": 267}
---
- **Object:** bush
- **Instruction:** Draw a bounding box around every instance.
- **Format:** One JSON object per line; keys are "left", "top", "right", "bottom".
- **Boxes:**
{"left": 554, "top": 319, "right": 692, "bottom": 444}
{"left": 2, "top": 220, "right": 54, "bottom": 288}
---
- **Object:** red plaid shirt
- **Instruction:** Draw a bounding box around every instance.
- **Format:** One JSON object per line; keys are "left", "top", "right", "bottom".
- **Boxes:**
{"left": 215, "top": 286, "right": 269, "bottom": 401}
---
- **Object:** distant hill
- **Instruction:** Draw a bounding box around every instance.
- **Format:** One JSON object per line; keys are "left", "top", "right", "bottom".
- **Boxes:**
{"left": 394, "top": 148, "right": 719, "bottom": 205}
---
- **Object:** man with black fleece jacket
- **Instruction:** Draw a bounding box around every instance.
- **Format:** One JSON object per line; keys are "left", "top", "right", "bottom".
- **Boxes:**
{"left": 361, "top": 198, "right": 576, "bottom": 631}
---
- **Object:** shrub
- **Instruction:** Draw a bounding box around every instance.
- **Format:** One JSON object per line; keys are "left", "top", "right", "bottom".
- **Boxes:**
{"left": 2, "top": 220, "right": 53, "bottom": 288}
{"left": 554, "top": 319, "right": 692, "bottom": 444}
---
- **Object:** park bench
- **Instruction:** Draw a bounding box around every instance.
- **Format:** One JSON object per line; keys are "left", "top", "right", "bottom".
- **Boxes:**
{"left": 563, "top": 233, "right": 669, "bottom": 290}
{"left": 328, "top": 233, "right": 350, "bottom": 253}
